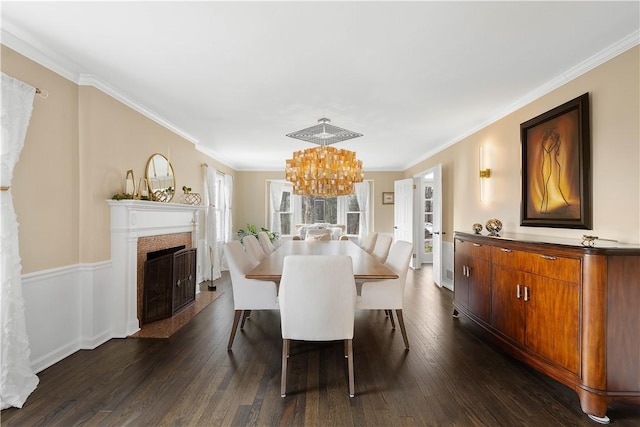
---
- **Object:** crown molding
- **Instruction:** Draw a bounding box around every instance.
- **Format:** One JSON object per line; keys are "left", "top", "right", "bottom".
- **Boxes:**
{"left": 1, "top": 28, "right": 80, "bottom": 82}
{"left": 405, "top": 30, "right": 640, "bottom": 171}
{"left": 2, "top": 28, "right": 200, "bottom": 147}
{"left": 77, "top": 74, "right": 199, "bottom": 145}
{"left": 194, "top": 144, "right": 237, "bottom": 170}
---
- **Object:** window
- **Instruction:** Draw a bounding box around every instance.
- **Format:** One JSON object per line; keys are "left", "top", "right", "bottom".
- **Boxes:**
{"left": 346, "top": 195, "right": 360, "bottom": 235}
{"left": 301, "top": 197, "right": 337, "bottom": 224}
{"left": 268, "top": 180, "right": 372, "bottom": 237}
{"left": 279, "top": 190, "right": 292, "bottom": 235}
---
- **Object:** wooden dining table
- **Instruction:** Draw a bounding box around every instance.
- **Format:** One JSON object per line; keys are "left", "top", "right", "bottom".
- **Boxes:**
{"left": 246, "top": 239, "right": 399, "bottom": 281}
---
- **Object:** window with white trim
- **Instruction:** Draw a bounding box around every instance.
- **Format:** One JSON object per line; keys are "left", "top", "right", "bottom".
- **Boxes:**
{"left": 268, "top": 180, "right": 372, "bottom": 237}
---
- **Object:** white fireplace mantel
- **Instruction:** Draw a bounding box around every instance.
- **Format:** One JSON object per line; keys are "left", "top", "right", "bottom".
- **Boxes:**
{"left": 107, "top": 200, "right": 206, "bottom": 337}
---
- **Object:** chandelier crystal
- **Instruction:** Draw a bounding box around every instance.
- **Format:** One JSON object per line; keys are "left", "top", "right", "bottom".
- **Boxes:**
{"left": 285, "top": 118, "right": 364, "bottom": 197}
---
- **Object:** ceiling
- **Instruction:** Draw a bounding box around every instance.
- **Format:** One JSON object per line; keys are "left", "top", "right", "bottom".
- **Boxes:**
{"left": 2, "top": 1, "right": 639, "bottom": 171}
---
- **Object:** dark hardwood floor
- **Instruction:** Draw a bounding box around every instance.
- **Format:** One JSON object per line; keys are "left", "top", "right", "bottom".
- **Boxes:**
{"left": 2, "top": 267, "right": 639, "bottom": 426}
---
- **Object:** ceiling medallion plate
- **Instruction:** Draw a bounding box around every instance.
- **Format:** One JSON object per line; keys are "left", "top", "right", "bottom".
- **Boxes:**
{"left": 286, "top": 118, "right": 362, "bottom": 146}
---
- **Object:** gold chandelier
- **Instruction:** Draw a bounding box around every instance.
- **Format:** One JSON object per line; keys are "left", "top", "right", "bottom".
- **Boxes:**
{"left": 285, "top": 118, "right": 364, "bottom": 197}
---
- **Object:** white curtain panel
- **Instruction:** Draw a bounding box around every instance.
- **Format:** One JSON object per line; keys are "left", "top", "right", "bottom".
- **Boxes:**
{"left": 355, "top": 181, "right": 370, "bottom": 241}
{"left": 224, "top": 174, "right": 233, "bottom": 242}
{"left": 205, "top": 166, "right": 221, "bottom": 281}
{"left": 269, "top": 181, "right": 285, "bottom": 234}
{"left": 1, "top": 73, "right": 39, "bottom": 409}
{"left": 219, "top": 174, "right": 233, "bottom": 271}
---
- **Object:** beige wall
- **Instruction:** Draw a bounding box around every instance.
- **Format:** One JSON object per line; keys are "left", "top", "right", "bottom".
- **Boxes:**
{"left": 3, "top": 46, "right": 80, "bottom": 272}
{"left": 234, "top": 171, "right": 285, "bottom": 232}
{"left": 2, "top": 46, "right": 233, "bottom": 272}
{"left": 406, "top": 46, "right": 640, "bottom": 244}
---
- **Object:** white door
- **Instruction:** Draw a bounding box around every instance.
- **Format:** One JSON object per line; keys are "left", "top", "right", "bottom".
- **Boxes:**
{"left": 412, "top": 165, "right": 443, "bottom": 286}
{"left": 394, "top": 178, "right": 419, "bottom": 268}
{"left": 430, "top": 165, "right": 443, "bottom": 287}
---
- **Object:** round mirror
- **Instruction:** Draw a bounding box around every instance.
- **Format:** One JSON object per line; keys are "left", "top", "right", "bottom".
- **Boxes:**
{"left": 145, "top": 153, "right": 175, "bottom": 202}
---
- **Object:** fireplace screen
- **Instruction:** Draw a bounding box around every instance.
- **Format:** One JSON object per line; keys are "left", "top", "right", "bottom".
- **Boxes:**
{"left": 143, "top": 246, "right": 197, "bottom": 324}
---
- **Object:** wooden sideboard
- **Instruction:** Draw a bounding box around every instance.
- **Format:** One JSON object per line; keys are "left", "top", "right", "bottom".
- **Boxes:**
{"left": 453, "top": 232, "right": 640, "bottom": 423}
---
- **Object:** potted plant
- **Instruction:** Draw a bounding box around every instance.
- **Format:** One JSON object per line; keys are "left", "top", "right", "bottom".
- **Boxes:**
{"left": 237, "top": 224, "right": 279, "bottom": 243}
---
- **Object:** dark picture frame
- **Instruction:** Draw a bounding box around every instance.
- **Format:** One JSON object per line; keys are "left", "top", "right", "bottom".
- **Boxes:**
{"left": 520, "top": 93, "right": 592, "bottom": 229}
{"left": 382, "top": 192, "right": 394, "bottom": 205}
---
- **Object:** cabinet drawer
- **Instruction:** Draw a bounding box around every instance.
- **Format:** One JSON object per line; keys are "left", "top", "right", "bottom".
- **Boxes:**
{"left": 460, "top": 240, "right": 492, "bottom": 260}
{"left": 491, "top": 247, "right": 580, "bottom": 283}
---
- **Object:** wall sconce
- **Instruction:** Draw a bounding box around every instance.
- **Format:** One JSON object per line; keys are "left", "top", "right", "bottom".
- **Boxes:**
{"left": 479, "top": 146, "right": 491, "bottom": 178}
{"left": 479, "top": 146, "right": 491, "bottom": 203}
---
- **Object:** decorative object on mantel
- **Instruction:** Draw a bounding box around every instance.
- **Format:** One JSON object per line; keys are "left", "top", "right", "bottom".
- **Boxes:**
{"left": 472, "top": 223, "right": 483, "bottom": 234}
{"left": 124, "top": 170, "right": 135, "bottom": 197}
{"left": 181, "top": 185, "right": 202, "bottom": 205}
{"left": 111, "top": 170, "right": 136, "bottom": 200}
{"left": 136, "top": 178, "right": 149, "bottom": 200}
{"left": 285, "top": 117, "right": 364, "bottom": 197}
{"left": 146, "top": 153, "right": 175, "bottom": 202}
{"left": 485, "top": 218, "right": 502, "bottom": 236}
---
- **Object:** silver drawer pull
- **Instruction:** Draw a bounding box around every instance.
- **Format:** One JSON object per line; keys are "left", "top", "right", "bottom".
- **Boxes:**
{"left": 540, "top": 255, "right": 557, "bottom": 260}
{"left": 524, "top": 287, "right": 530, "bottom": 302}
{"left": 473, "top": 243, "right": 481, "bottom": 247}
{"left": 500, "top": 248, "right": 512, "bottom": 253}
{"left": 516, "top": 284, "right": 521, "bottom": 299}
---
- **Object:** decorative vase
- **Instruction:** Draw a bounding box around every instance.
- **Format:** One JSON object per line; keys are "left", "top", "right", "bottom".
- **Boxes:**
{"left": 485, "top": 218, "right": 503, "bottom": 236}
{"left": 472, "top": 223, "right": 483, "bottom": 234}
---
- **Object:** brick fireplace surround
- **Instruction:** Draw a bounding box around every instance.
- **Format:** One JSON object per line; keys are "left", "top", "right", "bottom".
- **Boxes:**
{"left": 107, "top": 200, "right": 206, "bottom": 337}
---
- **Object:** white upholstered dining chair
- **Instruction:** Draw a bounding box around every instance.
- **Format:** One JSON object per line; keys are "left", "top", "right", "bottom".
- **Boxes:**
{"left": 223, "top": 241, "right": 279, "bottom": 350}
{"left": 356, "top": 240, "right": 413, "bottom": 349}
{"left": 257, "top": 231, "right": 276, "bottom": 255}
{"left": 371, "top": 234, "right": 393, "bottom": 263}
{"left": 304, "top": 228, "right": 332, "bottom": 241}
{"left": 242, "top": 234, "right": 266, "bottom": 264}
{"left": 359, "top": 232, "right": 378, "bottom": 254}
{"left": 279, "top": 255, "right": 357, "bottom": 397}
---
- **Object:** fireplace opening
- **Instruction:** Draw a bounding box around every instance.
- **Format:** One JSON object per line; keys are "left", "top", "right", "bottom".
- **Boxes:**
{"left": 143, "top": 246, "right": 197, "bottom": 324}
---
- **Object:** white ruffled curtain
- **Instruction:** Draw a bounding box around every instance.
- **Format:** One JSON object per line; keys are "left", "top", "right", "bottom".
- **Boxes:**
{"left": 355, "top": 181, "right": 370, "bottom": 241}
{"left": 1, "top": 73, "right": 39, "bottom": 409}
{"left": 205, "top": 166, "right": 221, "bottom": 281}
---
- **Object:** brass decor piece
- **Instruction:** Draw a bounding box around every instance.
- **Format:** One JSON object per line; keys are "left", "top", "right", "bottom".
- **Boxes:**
{"left": 485, "top": 218, "right": 503, "bottom": 236}
{"left": 285, "top": 118, "right": 364, "bottom": 197}
{"left": 182, "top": 186, "right": 202, "bottom": 205}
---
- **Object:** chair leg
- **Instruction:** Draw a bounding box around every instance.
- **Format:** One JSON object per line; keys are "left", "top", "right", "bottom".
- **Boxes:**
{"left": 240, "top": 310, "right": 251, "bottom": 329}
{"left": 228, "top": 310, "right": 242, "bottom": 350}
{"left": 388, "top": 309, "right": 396, "bottom": 329}
{"left": 281, "top": 339, "right": 290, "bottom": 397}
{"left": 346, "top": 339, "right": 355, "bottom": 397}
{"left": 395, "top": 309, "right": 409, "bottom": 349}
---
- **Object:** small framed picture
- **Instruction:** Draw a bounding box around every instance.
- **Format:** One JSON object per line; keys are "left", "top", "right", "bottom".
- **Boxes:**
{"left": 382, "top": 192, "right": 394, "bottom": 205}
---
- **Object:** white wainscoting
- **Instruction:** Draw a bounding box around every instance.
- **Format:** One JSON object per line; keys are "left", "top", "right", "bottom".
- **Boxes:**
{"left": 21, "top": 261, "right": 113, "bottom": 374}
